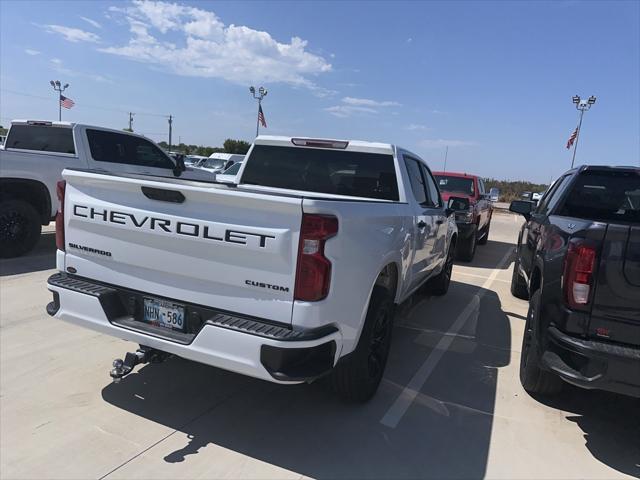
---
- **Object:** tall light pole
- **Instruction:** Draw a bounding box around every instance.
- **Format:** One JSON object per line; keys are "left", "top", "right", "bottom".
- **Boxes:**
{"left": 570, "top": 95, "right": 596, "bottom": 168}
{"left": 249, "top": 86, "right": 267, "bottom": 137}
{"left": 128, "top": 112, "right": 135, "bottom": 131}
{"left": 167, "top": 115, "right": 173, "bottom": 151}
{"left": 49, "top": 80, "right": 69, "bottom": 121}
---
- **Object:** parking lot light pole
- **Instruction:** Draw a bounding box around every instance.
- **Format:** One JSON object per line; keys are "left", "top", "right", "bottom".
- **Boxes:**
{"left": 249, "top": 86, "right": 267, "bottom": 137}
{"left": 570, "top": 95, "right": 596, "bottom": 168}
{"left": 49, "top": 80, "right": 69, "bottom": 121}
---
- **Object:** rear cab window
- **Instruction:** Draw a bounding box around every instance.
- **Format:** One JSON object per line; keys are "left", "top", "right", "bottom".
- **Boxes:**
{"left": 434, "top": 175, "right": 475, "bottom": 196}
{"left": 86, "top": 129, "right": 174, "bottom": 169}
{"left": 556, "top": 170, "right": 640, "bottom": 223}
{"left": 241, "top": 145, "right": 399, "bottom": 201}
{"left": 5, "top": 125, "right": 75, "bottom": 154}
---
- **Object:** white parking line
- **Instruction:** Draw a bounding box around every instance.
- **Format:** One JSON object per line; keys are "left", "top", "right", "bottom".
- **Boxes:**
{"left": 380, "top": 248, "right": 514, "bottom": 428}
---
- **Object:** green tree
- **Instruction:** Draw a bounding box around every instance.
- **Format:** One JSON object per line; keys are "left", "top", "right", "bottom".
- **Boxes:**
{"left": 0, "top": 125, "right": 7, "bottom": 136}
{"left": 223, "top": 139, "right": 251, "bottom": 154}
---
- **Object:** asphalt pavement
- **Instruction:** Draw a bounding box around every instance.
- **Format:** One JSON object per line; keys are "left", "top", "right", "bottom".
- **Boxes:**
{"left": 1, "top": 213, "right": 638, "bottom": 479}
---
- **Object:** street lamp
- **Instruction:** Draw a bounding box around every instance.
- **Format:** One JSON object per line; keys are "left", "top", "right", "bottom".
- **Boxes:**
{"left": 249, "top": 85, "right": 268, "bottom": 137}
{"left": 570, "top": 94, "right": 596, "bottom": 168}
{"left": 50, "top": 79, "right": 70, "bottom": 121}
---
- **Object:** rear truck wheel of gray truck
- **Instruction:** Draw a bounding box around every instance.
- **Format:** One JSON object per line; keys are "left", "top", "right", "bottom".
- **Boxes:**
{"left": 510, "top": 252, "right": 529, "bottom": 300}
{"left": 456, "top": 225, "right": 477, "bottom": 262}
{"left": 0, "top": 199, "right": 42, "bottom": 258}
{"left": 428, "top": 240, "right": 455, "bottom": 296}
{"left": 330, "top": 286, "right": 394, "bottom": 402}
{"left": 520, "top": 291, "right": 563, "bottom": 395}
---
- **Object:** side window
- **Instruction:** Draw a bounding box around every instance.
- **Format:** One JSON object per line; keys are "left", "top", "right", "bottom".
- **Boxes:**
{"left": 537, "top": 175, "right": 571, "bottom": 215}
{"left": 404, "top": 157, "right": 427, "bottom": 205}
{"left": 87, "top": 129, "right": 174, "bottom": 169}
{"left": 478, "top": 179, "right": 486, "bottom": 195}
{"left": 421, "top": 164, "right": 442, "bottom": 208}
{"left": 6, "top": 125, "right": 75, "bottom": 154}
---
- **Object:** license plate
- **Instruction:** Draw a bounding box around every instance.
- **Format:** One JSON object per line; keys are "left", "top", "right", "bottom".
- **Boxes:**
{"left": 142, "top": 297, "right": 185, "bottom": 331}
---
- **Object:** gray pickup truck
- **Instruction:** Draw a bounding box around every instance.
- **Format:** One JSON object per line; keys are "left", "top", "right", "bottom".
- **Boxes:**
{"left": 510, "top": 165, "right": 639, "bottom": 398}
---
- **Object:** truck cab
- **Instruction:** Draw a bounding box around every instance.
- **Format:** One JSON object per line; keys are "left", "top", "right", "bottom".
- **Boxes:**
{"left": 432, "top": 171, "right": 493, "bottom": 261}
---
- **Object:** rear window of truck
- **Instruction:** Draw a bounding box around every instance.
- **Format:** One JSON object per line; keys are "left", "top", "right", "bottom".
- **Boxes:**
{"left": 557, "top": 170, "right": 640, "bottom": 222}
{"left": 5, "top": 125, "right": 75, "bottom": 154}
{"left": 241, "top": 145, "right": 399, "bottom": 201}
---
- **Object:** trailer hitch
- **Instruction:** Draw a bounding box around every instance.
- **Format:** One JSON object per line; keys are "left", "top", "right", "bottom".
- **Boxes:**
{"left": 110, "top": 346, "right": 169, "bottom": 383}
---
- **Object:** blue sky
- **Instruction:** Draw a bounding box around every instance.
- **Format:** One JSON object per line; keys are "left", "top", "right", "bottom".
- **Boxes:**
{"left": 1, "top": 0, "right": 638, "bottom": 183}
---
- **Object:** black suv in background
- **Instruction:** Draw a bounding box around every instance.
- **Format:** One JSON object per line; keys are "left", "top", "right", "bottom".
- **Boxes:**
{"left": 510, "top": 165, "right": 639, "bottom": 398}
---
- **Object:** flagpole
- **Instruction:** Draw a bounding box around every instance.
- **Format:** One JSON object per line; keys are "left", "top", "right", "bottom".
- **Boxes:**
{"left": 571, "top": 108, "right": 584, "bottom": 169}
{"left": 249, "top": 86, "right": 268, "bottom": 138}
{"left": 569, "top": 95, "right": 596, "bottom": 169}
{"left": 49, "top": 80, "right": 69, "bottom": 122}
{"left": 256, "top": 98, "right": 261, "bottom": 138}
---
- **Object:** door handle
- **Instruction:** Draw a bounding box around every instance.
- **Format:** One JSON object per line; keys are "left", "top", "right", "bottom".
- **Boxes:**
{"left": 436, "top": 219, "right": 444, "bottom": 225}
{"left": 417, "top": 221, "right": 427, "bottom": 229}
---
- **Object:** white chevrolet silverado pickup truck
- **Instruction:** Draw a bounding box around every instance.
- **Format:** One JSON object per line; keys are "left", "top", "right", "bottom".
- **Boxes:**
{"left": 0, "top": 120, "right": 209, "bottom": 258}
{"left": 47, "top": 136, "right": 460, "bottom": 401}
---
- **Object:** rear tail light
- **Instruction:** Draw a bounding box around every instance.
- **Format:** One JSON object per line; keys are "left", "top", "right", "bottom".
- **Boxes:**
{"left": 563, "top": 240, "right": 597, "bottom": 310}
{"left": 55, "top": 180, "right": 66, "bottom": 251}
{"left": 294, "top": 214, "right": 338, "bottom": 301}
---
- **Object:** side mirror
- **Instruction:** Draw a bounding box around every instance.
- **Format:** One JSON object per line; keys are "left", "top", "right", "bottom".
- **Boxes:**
{"left": 173, "top": 154, "right": 186, "bottom": 177}
{"left": 509, "top": 200, "right": 535, "bottom": 220}
{"left": 445, "top": 196, "right": 470, "bottom": 217}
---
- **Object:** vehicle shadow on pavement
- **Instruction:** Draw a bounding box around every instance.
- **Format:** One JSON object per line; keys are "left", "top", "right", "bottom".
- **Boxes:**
{"left": 101, "top": 281, "right": 512, "bottom": 479}
{"left": 0, "top": 232, "right": 56, "bottom": 277}
{"left": 454, "top": 240, "right": 515, "bottom": 270}
{"left": 533, "top": 387, "right": 640, "bottom": 478}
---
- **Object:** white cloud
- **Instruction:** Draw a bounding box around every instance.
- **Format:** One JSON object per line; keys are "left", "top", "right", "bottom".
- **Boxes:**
{"left": 342, "top": 96, "right": 401, "bottom": 107}
{"left": 431, "top": 109, "right": 447, "bottom": 114}
{"left": 419, "top": 139, "right": 477, "bottom": 149}
{"left": 324, "top": 105, "right": 378, "bottom": 118}
{"left": 406, "top": 123, "right": 430, "bottom": 131}
{"left": 42, "top": 24, "right": 101, "bottom": 43}
{"left": 80, "top": 16, "right": 102, "bottom": 29}
{"left": 100, "top": 1, "right": 332, "bottom": 91}
{"left": 25, "top": 49, "right": 41, "bottom": 56}
{"left": 50, "top": 57, "right": 110, "bottom": 83}
{"left": 325, "top": 96, "right": 401, "bottom": 117}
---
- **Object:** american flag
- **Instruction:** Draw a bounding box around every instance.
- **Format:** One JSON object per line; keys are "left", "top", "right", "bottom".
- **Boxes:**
{"left": 566, "top": 127, "right": 578, "bottom": 149}
{"left": 60, "top": 95, "right": 75, "bottom": 109}
{"left": 258, "top": 104, "right": 267, "bottom": 128}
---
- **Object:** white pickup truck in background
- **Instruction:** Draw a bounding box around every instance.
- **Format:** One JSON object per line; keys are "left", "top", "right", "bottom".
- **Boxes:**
{"left": 0, "top": 120, "right": 210, "bottom": 258}
{"left": 47, "top": 136, "right": 460, "bottom": 401}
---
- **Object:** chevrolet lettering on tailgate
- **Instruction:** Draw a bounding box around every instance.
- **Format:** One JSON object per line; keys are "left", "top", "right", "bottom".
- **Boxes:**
{"left": 72, "top": 204, "right": 276, "bottom": 248}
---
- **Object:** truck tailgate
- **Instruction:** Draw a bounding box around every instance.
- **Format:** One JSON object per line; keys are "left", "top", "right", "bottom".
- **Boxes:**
{"left": 61, "top": 170, "right": 302, "bottom": 324}
{"left": 591, "top": 224, "right": 640, "bottom": 346}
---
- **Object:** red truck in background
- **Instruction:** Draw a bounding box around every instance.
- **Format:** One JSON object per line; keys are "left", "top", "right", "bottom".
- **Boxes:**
{"left": 433, "top": 171, "right": 493, "bottom": 261}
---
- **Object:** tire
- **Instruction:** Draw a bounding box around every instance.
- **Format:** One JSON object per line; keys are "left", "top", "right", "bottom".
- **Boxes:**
{"left": 456, "top": 226, "right": 477, "bottom": 262}
{"left": 511, "top": 252, "right": 529, "bottom": 300}
{"left": 478, "top": 221, "right": 490, "bottom": 245}
{"left": 331, "top": 286, "right": 395, "bottom": 402}
{"left": 0, "top": 200, "right": 42, "bottom": 259}
{"left": 428, "top": 241, "right": 455, "bottom": 296}
{"left": 519, "top": 290, "right": 563, "bottom": 395}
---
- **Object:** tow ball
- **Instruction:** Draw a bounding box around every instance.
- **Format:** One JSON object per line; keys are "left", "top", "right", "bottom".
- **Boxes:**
{"left": 109, "top": 345, "right": 169, "bottom": 383}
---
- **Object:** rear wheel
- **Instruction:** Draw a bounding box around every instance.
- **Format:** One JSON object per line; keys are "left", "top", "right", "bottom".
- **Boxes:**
{"left": 331, "top": 286, "right": 394, "bottom": 402}
{"left": 428, "top": 241, "right": 455, "bottom": 295}
{"left": 511, "top": 253, "right": 529, "bottom": 299}
{"left": 0, "top": 200, "right": 42, "bottom": 259}
{"left": 456, "top": 226, "right": 477, "bottom": 262}
{"left": 520, "top": 290, "right": 563, "bottom": 395}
